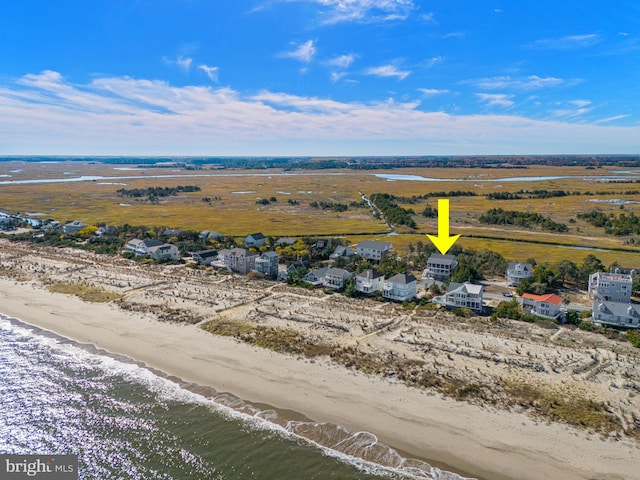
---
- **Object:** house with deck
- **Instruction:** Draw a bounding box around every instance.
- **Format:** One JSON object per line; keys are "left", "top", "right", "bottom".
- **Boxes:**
{"left": 356, "top": 240, "right": 393, "bottom": 262}
{"left": 521, "top": 293, "right": 564, "bottom": 320}
{"left": 125, "top": 239, "right": 163, "bottom": 256}
{"left": 323, "top": 268, "right": 354, "bottom": 290}
{"left": 423, "top": 254, "right": 458, "bottom": 281}
{"left": 147, "top": 244, "right": 180, "bottom": 262}
{"left": 383, "top": 274, "right": 417, "bottom": 302}
{"left": 254, "top": 251, "right": 279, "bottom": 279}
{"left": 355, "top": 269, "right": 384, "bottom": 295}
{"left": 588, "top": 272, "right": 632, "bottom": 303}
{"left": 506, "top": 262, "right": 533, "bottom": 286}
{"left": 219, "top": 248, "right": 259, "bottom": 274}
{"left": 304, "top": 267, "right": 329, "bottom": 286}
{"left": 444, "top": 282, "right": 483, "bottom": 312}
{"left": 592, "top": 300, "right": 640, "bottom": 328}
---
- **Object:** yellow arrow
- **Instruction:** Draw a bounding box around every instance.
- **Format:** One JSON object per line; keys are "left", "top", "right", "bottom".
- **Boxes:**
{"left": 426, "top": 198, "right": 460, "bottom": 255}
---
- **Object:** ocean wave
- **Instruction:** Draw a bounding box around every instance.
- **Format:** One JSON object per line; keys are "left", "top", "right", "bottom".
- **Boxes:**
{"left": 0, "top": 314, "right": 473, "bottom": 480}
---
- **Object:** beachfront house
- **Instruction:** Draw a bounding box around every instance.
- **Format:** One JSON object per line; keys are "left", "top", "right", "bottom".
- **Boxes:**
{"left": 356, "top": 240, "right": 393, "bottom": 262}
{"left": 162, "top": 228, "right": 184, "bottom": 237}
{"left": 521, "top": 293, "right": 564, "bottom": 320}
{"left": 323, "top": 268, "right": 354, "bottom": 290}
{"left": 610, "top": 266, "right": 639, "bottom": 276}
{"left": 275, "top": 237, "right": 298, "bottom": 246}
{"left": 245, "top": 232, "right": 266, "bottom": 247}
{"left": 192, "top": 249, "right": 218, "bottom": 266}
{"left": 304, "top": 267, "right": 329, "bottom": 286}
{"left": 423, "top": 254, "right": 458, "bottom": 281}
{"left": 383, "top": 274, "right": 417, "bottom": 302}
{"left": 355, "top": 269, "right": 385, "bottom": 295}
{"left": 219, "top": 248, "right": 259, "bottom": 275}
{"left": 63, "top": 220, "right": 90, "bottom": 234}
{"left": 147, "top": 244, "right": 180, "bottom": 262}
{"left": 506, "top": 262, "right": 533, "bottom": 286}
{"left": 254, "top": 251, "right": 279, "bottom": 279}
{"left": 329, "top": 246, "right": 356, "bottom": 263}
{"left": 588, "top": 272, "right": 633, "bottom": 303}
{"left": 444, "top": 282, "right": 483, "bottom": 312}
{"left": 125, "top": 238, "right": 163, "bottom": 256}
{"left": 592, "top": 300, "right": 640, "bottom": 328}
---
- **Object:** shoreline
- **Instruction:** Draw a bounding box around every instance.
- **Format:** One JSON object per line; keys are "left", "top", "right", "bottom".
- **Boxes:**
{"left": 1, "top": 277, "right": 638, "bottom": 480}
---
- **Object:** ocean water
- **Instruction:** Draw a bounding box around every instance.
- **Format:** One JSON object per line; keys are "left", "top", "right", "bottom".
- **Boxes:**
{"left": 0, "top": 316, "right": 470, "bottom": 480}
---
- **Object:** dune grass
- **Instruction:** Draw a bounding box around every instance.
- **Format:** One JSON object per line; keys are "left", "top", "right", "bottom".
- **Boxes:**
{"left": 46, "top": 281, "right": 120, "bottom": 303}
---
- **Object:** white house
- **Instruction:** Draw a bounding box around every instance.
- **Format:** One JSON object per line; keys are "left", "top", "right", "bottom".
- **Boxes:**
{"left": 444, "top": 282, "right": 483, "bottom": 312}
{"left": 506, "top": 262, "right": 533, "bottom": 286}
{"left": 588, "top": 272, "right": 633, "bottom": 303}
{"left": 304, "top": 267, "right": 329, "bottom": 286}
{"left": 383, "top": 274, "right": 417, "bottom": 302}
{"left": 125, "top": 238, "right": 163, "bottom": 256}
{"left": 355, "top": 269, "right": 384, "bottom": 295}
{"left": 245, "top": 232, "right": 266, "bottom": 247}
{"left": 254, "top": 251, "right": 279, "bottom": 279}
{"left": 592, "top": 299, "right": 640, "bottom": 328}
{"left": 521, "top": 293, "right": 564, "bottom": 320}
{"left": 423, "top": 254, "right": 458, "bottom": 281}
{"left": 147, "top": 244, "right": 180, "bottom": 262}
{"left": 356, "top": 240, "right": 393, "bottom": 261}
{"left": 323, "top": 268, "right": 354, "bottom": 290}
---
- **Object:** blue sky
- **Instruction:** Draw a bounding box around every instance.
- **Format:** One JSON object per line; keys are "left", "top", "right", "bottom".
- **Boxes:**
{"left": 0, "top": 0, "right": 639, "bottom": 156}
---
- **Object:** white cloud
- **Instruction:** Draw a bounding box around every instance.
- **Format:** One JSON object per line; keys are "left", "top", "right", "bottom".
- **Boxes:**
{"left": 569, "top": 99, "right": 591, "bottom": 108}
{"left": 533, "top": 34, "right": 601, "bottom": 49}
{"left": 365, "top": 65, "right": 410, "bottom": 80}
{"left": 327, "top": 54, "right": 355, "bottom": 69}
{"left": 330, "top": 72, "right": 347, "bottom": 83}
{"left": 421, "top": 12, "right": 436, "bottom": 24}
{"left": 308, "top": 0, "right": 415, "bottom": 24}
{"left": 476, "top": 93, "right": 514, "bottom": 108}
{"left": 163, "top": 55, "right": 193, "bottom": 73}
{"left": 470, "top": 75, "right": 565, "bottom": 90}
{"left": 424, "top": 56, "right": 444, "bottom": 68}
{"left": 198, "top": 64, "right": 219, "bottom": 82}
{"left": 593, "top": 114, "right": 631, "bottom": 124}
{"left": 282, "top": 40, "right": 316, "bottom": 63}
{"left": 2, "top": 70, "right": 639, "bottom": 156}
{"left": 418, "top": 88, "right": 449, "bottom": 96}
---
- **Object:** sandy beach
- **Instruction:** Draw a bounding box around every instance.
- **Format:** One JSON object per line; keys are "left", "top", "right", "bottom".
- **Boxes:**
{"left": 1, "top": 240, "right": 639, "bottom": 480}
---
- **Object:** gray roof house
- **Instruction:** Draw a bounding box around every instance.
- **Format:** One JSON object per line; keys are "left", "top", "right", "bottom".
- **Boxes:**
{"left": 199, "top": 230, "right": 223, "bottom": 240}
{"left": 592, "top": 299, "right": 640, "bottom": 328}
{"left": 147, "top": 244, "right": 180, "bottom": 262}
{"left": 192, "top": 249, "right": 218, "bottom": 265}
{"left": 245, "top": 232, "right": 267, "bottom": 247}
{"left": 506, "top": 262, "right": 533, "bottom": 286}
{"left": 63, "top": 220, "right": 90, "bottom": 234}
{"left": 323, "top": 268, "right": 354, "bottom": 290}
{"left": 423, "top": 254, "right": 458, "bottom": 281}
{"left": 589, "top": 272, "right": 633, "bottom": 303}
{"left": 254, "top": 251, "right": 279, "bottom": 279}
{"left": 444, "top": 282, "right": 483, "bottom": 312}
{"left": 304, "top": 267, "right": 329, "bottom": 286}
{"left": 383, "top": 274, "right": 417, "bottom": 302}
{"left": 125, "top": 238, "right": 163, "bottom": 256}
{"left": 219, "top": 248, "right": 259, "bottom": 275}
{"left": 356, "top": 240, "right": 393, "bottom": 261}
{"left": 329, "top": 246, "right": 355, "bottom": 263}
{"left": 355, "top": 269, "right": 385, "bottom": 295}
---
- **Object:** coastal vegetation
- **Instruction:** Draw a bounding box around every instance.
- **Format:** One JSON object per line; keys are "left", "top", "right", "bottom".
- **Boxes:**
{"left": 369, "top": 193, "right": 417, "bottom": 229}
{"left": 478, "top": 208, "right": 568, "bottom": 233}
{"left": 45, "top": 281, "right": 120, "bottom": 303}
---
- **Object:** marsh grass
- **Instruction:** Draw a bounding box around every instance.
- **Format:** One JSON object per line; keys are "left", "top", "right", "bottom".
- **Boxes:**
{"left": 46, "top": 281, "right": 120, "bottom": 303}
